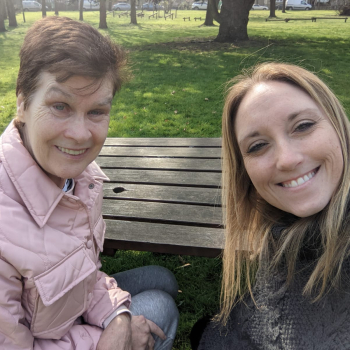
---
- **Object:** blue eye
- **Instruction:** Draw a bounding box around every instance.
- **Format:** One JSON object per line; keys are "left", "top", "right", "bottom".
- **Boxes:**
{"left": 247, "top": 142, "right": 267, "bottom": 154}
{"left": 53, "top": 104, "right": 66, "bottom": 111}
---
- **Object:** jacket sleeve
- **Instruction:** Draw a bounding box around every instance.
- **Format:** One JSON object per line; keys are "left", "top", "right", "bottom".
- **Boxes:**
{"left": 0, "top": 257, "right": 35, "bottom": 349}
{"left": 82, "top": 267, "right": 131, "bottom": 328}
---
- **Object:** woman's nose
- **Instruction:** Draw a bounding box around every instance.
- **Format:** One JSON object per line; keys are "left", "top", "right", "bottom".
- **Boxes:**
{"left": 65, "top": 115, "right": 91, "bottom": 143}
{"left": 275, "top": 141, "right": 303, "bottom": 171}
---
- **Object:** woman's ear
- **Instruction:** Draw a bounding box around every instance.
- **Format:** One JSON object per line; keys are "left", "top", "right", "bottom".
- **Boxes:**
{"left": 17, "top": 93, "right": 25, "bottom": 122}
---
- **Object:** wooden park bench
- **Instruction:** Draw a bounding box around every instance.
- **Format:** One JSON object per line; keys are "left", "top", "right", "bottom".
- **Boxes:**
{"left": 194, "top": 17, "right": 203, "bottom": 21}
{"left": 311, "top": 16, "right": 348, "bottom": 22}
{"left": 164, "top": 13, "right": 174, "bottom": 20}
{"left": 183, "top": 17, "right": 190, "bottom": 21}
{"left": 118, "top": 11, "right": 129, "bottom": 18}
{"left": 284, "top": 17, "right": 313, "bottom": 22}
{"left": 137, "top": 12, "right": 145, "bottom": 18}
{"left": 149, "top": 12, "right": 158, "bottom": 19}
{"left": 96, "top": 138, "right": 224, "bottom": 258}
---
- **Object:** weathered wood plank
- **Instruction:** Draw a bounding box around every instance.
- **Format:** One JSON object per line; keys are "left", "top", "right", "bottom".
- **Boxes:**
{"left": 103, "top": 169, "right": 221, "bottom": 187}
{"left": 104, "top": 220, "right": 224, "bottom": 257}
{"left": 103, "top": 199, "right": 222, "bottom": 226}
{"left": 103, "top": 183, "right": 222, "bottom": 205}
{"left": 99, "top": 147, "right": 221, "bottom": 158}
{"left": 104, "top": 138, "right": 222, "bottom": 147}
{"left": 96, "top": 157, "right": 221, "bottom": 171}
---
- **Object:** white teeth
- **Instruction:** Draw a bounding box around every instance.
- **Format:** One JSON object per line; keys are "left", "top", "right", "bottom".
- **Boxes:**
{"left": 58, "top": 147, "right": 86, "bottom": 155}
{"left": 282, "top": 170, "right": 316, "bottom": 188}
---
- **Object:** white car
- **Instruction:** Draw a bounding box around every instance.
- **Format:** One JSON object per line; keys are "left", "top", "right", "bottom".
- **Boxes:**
{"left": 22, "top": 1, "right": 42, "bottom": 11}
{"left": 83, "top": 0, "right": 100, "bottom": 10}
{"left": 191, "top": 2, "right": 207, "bottom": 10}
{"left": 251, "top": 4, "right": 269, "bottom": 10}
{"left": 286, "top": 0, "right": 312, "bottom": 10}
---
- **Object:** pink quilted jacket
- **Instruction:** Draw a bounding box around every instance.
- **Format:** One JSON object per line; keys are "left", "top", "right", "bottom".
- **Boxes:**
{"left": 0, "top": 121, "right": 131, "bottom": 349}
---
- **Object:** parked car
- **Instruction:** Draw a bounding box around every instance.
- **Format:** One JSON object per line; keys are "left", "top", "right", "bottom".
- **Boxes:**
{"left": 286, "top": 0, "right": 312, "bottom": 10}
{"left": 191, "top": 1, "right": 207, "bottom": 10}
{"left": 142, "top": 2, "right": 164, "bottom": 10}
{"left": 112, "top": 2, "right": 131, "bottom": 10}
{"left": 22, "top": 1, "right": 42, "bottom": 11}
{"left": 251, "top": 4, "right": 269, "bottom": 10}
{"left": 83, "top": 0, "right": 100, "bottom": 10}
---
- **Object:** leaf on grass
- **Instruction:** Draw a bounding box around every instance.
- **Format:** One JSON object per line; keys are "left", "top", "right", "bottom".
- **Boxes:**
{"left": 176, "top": 263, "right": 191, "bottom": 269}
{"left": 123, "top": 116, "right": 127, "bottom": 119}
{"left": 171, "top": 90, "right": 176, "bottom": 95}
{"left": 212, "top": 111, "right": 216, "bottom": 113}
{"left": 174, "top": 110, "right": 178, "bottom": 114}
{"left": 178, "top": 290, "right": 183, "bottom": 293}
{"left": 205, "top": 98, "right": 209, "bottom": 101}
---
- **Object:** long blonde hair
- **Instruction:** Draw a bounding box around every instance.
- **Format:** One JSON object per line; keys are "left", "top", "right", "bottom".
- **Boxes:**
{"left": 219, "top": 62, "right": 350, "bottom": 325}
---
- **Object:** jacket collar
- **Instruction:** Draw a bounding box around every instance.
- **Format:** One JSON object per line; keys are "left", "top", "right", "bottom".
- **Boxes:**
{"left": 0, "top": 121, "right": 109, "bottom": 228}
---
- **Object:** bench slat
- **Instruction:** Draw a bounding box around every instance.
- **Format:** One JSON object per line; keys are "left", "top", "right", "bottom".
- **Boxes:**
{"left": 104, "top": 220, "right": 224, "bottom": 257}
{"left": 96, "top": 157, "right": 221, "bottom": 171}
{"left": 103, "top": 183, "right": 221, "bottom": 205}
{"left": 104, "top": 138, "right": 221, "bottom": 147}
{"left": 103, "top": 169, "right": 221, "bottom": 187}
{"left": 99, "top": 147, "right": 221, "bottom": 158}
{"left": 103, "top": 199, "right": 222, "bottom": 226}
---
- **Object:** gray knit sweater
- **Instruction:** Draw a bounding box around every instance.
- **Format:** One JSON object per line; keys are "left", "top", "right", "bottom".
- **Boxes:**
{"left": 198, "top": 224, "right": 350, "bottom": 350}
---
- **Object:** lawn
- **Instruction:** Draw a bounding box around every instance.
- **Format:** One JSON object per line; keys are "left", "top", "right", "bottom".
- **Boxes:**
{"left": 0, "top": 9, "right": 349, "bottom": 349}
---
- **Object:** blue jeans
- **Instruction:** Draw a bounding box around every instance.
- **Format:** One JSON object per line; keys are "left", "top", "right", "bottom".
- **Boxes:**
{"left": 112, "top": 265, "right": 179, "bottom": 350}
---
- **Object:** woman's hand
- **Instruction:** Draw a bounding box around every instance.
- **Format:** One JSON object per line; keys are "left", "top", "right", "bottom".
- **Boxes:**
{"left": 131, "top": 315, "right": 166, "bottom": 350}
{"left": 97, "top": 313, "right": 132, "bottom": 350}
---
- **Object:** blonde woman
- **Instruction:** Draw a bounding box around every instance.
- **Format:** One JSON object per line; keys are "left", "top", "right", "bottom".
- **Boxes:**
{"left": 196, "top": 62, "right": 350, "bottom": 349}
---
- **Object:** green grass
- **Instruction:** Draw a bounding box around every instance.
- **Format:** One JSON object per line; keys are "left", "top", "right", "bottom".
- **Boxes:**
{"left": 1, "top": 9, "right": 350, "bottom": 349}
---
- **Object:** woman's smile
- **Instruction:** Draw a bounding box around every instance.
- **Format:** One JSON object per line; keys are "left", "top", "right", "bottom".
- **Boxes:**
{"left": 56, "top": 146, "right": 89, "bottom": 156}
{"left": 235, "top": 81, "right": 343, "bottom": 217}
{"left": 17, "top": 72, "right": 113, "bottom": 188}
{"left": 278, "top": 167, "right": 319, "bottom": 188}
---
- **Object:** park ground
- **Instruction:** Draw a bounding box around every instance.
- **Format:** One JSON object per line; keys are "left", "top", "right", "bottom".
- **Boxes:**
{"left": 0, "top": 9, "right": 349, "bottom": 349}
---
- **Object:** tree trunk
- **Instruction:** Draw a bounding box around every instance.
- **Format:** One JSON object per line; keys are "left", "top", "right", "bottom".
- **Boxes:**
{"left": 99, "top": 0, "right": 107, "bottom": 29}
{"left": 5, "top": 0, "right": 17, "bottom": 27}
{"left": 79, "top": 0, "right": 84, "bottom": 20}
{"left": 204, "top": 0, "right": 220, "bottom": 26}
{"left": 215, "top": 0, "right": 255, "bottom": 42}
{"left": 130, "top": 0, "right": 137, "bottom": 24}
{"left": 0, "top": 0, "right": 6, "bottom": 32}
{"left": 269, "top": 0, "right": 276, "bottom": 17}
{"left": 108, "top": 0, "right": 112, "bottom": 11}
{"left": 282, "top": 0, "right": 286, "bottom": 12}
{"left": 42, "top": 0, "right": 47, "bottom": 17}
{"left": 55, "top": 0, "right": 59, "bottom": 15}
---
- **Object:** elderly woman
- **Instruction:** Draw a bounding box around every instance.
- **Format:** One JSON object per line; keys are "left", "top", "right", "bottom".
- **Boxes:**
{"left": 195, "top": 62, "right": 350, "bottom": 349}
{"left": 0, "top": 16, "right": 179, "bottom": 350}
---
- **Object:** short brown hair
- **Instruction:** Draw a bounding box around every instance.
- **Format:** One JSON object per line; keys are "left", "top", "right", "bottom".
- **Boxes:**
{"left": 17, "top": 16, "right": 127, "bottom": 109}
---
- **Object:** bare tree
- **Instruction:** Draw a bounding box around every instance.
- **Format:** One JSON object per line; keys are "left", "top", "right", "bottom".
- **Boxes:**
{"left": 99, "top": 0, "right": 107, "bottom": 28}
{"left": 282, "top": 0, "right": 286, "bottom": 13}
{"left": 5, "top": 0, "right": 17, "bottom": 27}
{"left": 55, "top": 0, "right": 59, "bottom": 15}
{"left": 79, "top": 0, "right": 84, "bottom": 20}
{"left": 0, "top": 0, "right": 6, "bottom": 32}
{"left": 42, "top": 0, "right": 47, "bottom": 17}
{"left": 130, "top": 0, "right": 137, "bottom": 24}
{"left": 269, "top": 0, "right": 276, "bottom": 17}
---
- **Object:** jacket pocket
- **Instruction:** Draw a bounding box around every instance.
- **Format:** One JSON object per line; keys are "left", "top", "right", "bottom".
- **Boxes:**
{"left": 93, "top": 215, "right": 106, "bottom": 252}
{"left": 31, "top": 245, "right": 96, "bottom": 339}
